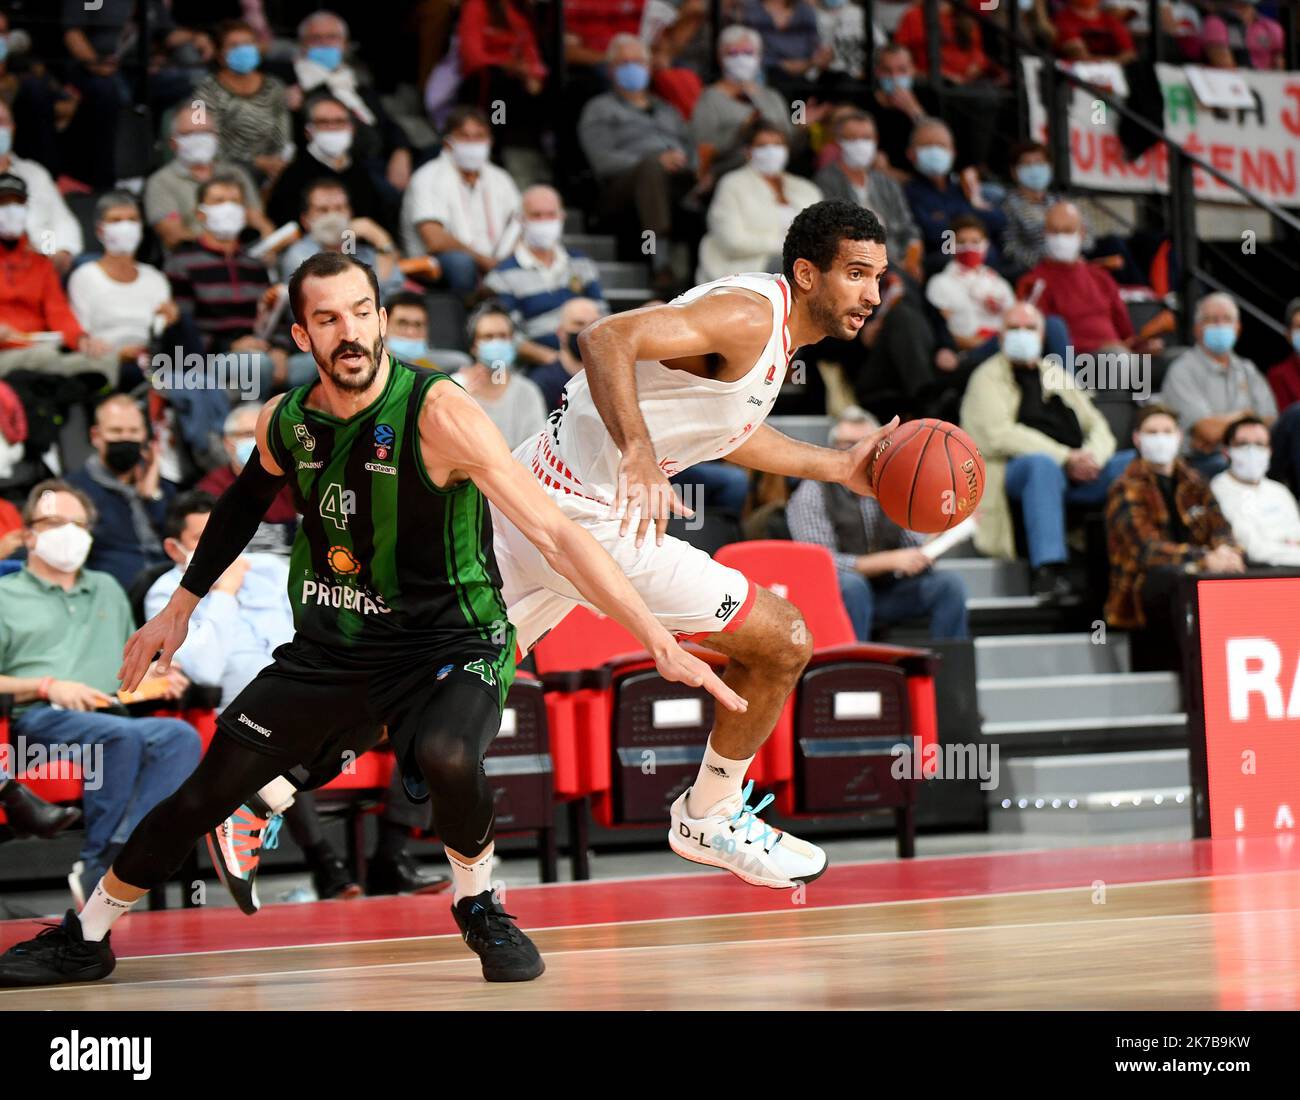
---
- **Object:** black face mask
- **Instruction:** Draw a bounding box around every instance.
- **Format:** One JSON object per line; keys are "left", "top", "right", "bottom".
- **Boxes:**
{"left": 104, "top": 439, "right": 143, "bottom": 474}
{"left": 566, "top": 332, "right": 582, "bottom": 360}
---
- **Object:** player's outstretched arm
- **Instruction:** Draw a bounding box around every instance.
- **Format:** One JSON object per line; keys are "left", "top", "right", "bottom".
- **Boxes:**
{"left": 422, "top": 386, "right": 747, "bottom": 713}
{"left": 727, "top": 417, "right": 899, "bottom": 496}
{"left": 579, "top": 290, "right": 772, "bottom": 546}
{"left": 119, "top": 396, "right": 290, "bottom": 692}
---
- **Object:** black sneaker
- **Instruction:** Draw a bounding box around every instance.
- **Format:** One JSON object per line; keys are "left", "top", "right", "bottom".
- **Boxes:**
{"left": 310, "top": 851, "right": 363, "bottom": 901}
{"left": 366, "top": 851, "right": 451, "bottom": 896}
{"left": 0, "top": 909, "right": 116, "bottom": 987}
{"left": 451, "top": 890, "right": 545, "bottom": 983}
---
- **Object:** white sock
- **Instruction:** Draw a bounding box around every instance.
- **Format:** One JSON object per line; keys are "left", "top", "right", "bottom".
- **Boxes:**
{"left": 257, "top": 775, "right": 298, "bottom": 815}
{"left": 686, "top": 739, "right": 754, "bottom": 818}
{"left": 447, "top": 843, "right": 495, "bottom": 905}
{"left": 79, "top": 880, "right": 140, "bottom": 941}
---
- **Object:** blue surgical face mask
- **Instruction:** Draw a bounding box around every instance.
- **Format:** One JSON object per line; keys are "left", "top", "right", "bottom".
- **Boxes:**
{"left": 1202, "top": 323, "right": 1237, "bottom": 356}
{"left": 225, "top": 44, "right": 261, "bottom": 74}
{"left": 1016, "top": 162, "right": 1052, "bottom": 192}
{"left": 306, "top": 45, "right": 343, "bottom": 71}
{"left": 613, "top": 61, "right": 650, "bottom": 93}
{"left": 234, "top": 438, "right": 256, "bottom": 467}
{"left": 388, "top": 336, "right": 428, "bottom": 363}
{"left": 477, "top": 338, "right": 516, "bottom": 370}
{"left": 0, "top": 128, "right": 11, "bottom": 158}
{"left": 1003, "top": 327, "right": 1043, "bottom": 364}
{"left": 915, "top": 144, "right": 953, "bottom": 177}
{"left": 1291, "top": 329, "right": 1300, "bottom": 355}
{"left": 878, "top": 75, "right": 913, "bottom": 94}
{"left": 0, "top": 38, "right": 8, "bottom": 65}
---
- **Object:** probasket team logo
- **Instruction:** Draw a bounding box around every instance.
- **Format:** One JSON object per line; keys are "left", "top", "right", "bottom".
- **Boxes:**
{"left": 328, "top": 545, "right": 362, "bottom": 575}
{"left": 374, "top": 422, "right": 395, "bottom": 460}
{"left": 295, "top": 423, "right": 316, "bottom": 452}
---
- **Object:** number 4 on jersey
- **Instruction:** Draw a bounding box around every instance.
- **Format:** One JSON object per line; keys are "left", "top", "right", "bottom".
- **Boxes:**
{"left": 320, "top": 482, "right": 357, "bottom": 531}
{"left": 464, "top": 658, "right": 496, "bottom": 687}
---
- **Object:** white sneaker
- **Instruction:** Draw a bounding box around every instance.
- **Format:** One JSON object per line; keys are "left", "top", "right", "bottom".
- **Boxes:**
{"left": 668, "top": 781, "right": 828, "bottom": 889}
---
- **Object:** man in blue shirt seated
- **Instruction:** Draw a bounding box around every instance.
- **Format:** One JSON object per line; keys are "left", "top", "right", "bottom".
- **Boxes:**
{"left": 146, "top": 492, "right": 448, "bottom": 910}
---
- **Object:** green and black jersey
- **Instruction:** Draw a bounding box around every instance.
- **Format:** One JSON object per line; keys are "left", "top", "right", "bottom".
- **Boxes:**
{"left": 265, "top": 355, "right": 515, "bottom": 698}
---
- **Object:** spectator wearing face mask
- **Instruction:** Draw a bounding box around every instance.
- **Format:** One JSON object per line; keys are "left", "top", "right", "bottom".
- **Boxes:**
{"left": 0, "top": 173, "right": 115, "bottom": 381}
{"left": 577, "top": 34, "right": 696, "bottom": 295}
{"left": 192, "top": 19, "right": 292, "bottom": 183}
{"left": 1158, "top": 292, "right": 1276, "bottom": 481}
{"left": 814, "top": 110, "right": 922, "bottom": 280}
{"left": 529, "top": 295, "right": 602, "bottom": 413}
{"left": 1209, "top": 415, "right": 1300, "bottom": 566}
{"left": 925, "top": 215, "right": 1015, "bottom": 358}
{"left": 1105, "top": 404, "right": 1244, "bottom": 669}
{"left": 66, "top": 395, "right": 174, "bottom": 590}
{"left": 455, "top": 304, "right": 548, "bottom": 450}
{"left": 870, "top": 44, "right": 940, "bottom": 176}
{"left": 961, "top": 301, "right": 1127, "bottom": 598}
{"left": 279, "top": 178, "right": 402, "bottom": 301}
{"left": 400, "top": 106, "right": 521, "bottom": 294}
{"left": 0, "top": 99, "right": 83, "bottom": 275}
{"left": 382, "top": 292, "right": 450, "bottom": 370}
{"left": 145, "top": 110, "right": 269, "bottom": 252}
{"left": 1267, "top": 297, "right": 1300, "bottom": 413}
{"left": 697, "top": 120, "right": 821, "bottom": 283}
{"left": 1000, "top": 141, "right": 1093, "bottom": 279}
{"left": 903, "top": 118, "right": 1006, "bottom": 274}
{"left": 265, "top": 94, "right": 390, "bottom": 233}
{"left": 484, "top": 184, "right": 606, "bottom": 368}
{"left": 164, "top": 175, "right": 282, "bottom": 375}
{"left": 67, "top": 192, "right": 178, "bottom": 377}
{"left": 0, "top": 479, "right": 201, "bottom": 904}
{"left": 690, "top": 26, "right": 795, "bottom": 182}
{"left": 195, "top": 402, "right": 299, "bottom": 557}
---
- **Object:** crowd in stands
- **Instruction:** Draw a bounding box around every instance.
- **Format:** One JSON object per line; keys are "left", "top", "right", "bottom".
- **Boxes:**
{"left": 1, "top": 0, "right": 1298, "bottom": 899}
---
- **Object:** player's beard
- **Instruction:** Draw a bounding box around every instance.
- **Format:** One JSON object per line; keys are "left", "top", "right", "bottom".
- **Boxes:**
{"left": 808, "top": 288, "right": 865, "bottom": 341}
{"left": 319, "top": 334, "right": 385, "bottom": 391}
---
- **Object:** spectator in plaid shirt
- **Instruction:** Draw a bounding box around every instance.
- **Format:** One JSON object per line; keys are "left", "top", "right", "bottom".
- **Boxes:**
{"left": 786, "top": 406, "right": 969, "bottom": 641}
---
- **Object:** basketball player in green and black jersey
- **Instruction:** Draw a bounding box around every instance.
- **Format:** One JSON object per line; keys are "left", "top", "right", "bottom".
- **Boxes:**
{"left": 0, "top": 252, "right": 744, "bottom": 989}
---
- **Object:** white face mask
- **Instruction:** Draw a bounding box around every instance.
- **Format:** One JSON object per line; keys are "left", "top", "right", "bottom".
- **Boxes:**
{"left": 1138, "top": 431, "right": 1181, "bottom": 466}
{"left": 101, "top": 219, "right": 142, "bottom": 256}
{"left": 750, "top": 144, "right": 788, "bottom": 177}
{"left": 0, "top": 202, "right": 27, "bottom": 239}
{"left": 1044, "top": 232, "right": 1082, "bottom": 262}
{"left": 200, "top": 201, "right": 247, "bottom": 240}
{"left": 310, "top": 127, "right": 353, "bottom": 160}
{"left": 309, "top": 210, "right": 350, "bottom": 247}
{"left": 175, "top": 131, "right": 219, "bottom": 167}
{"left": 1229, "top": 443, "right": 1271, "bottom": 484}
{"left": 523, "top": 217, "right": 563, "bottom": 251}
{"left": 33, "top": 524, "right": 93, "bottom": 574}
{"left": 449, "top": 139, "right": 490, "bottom": 172}
{"left": 840, "top": 138, "right": 877, "bottom": 170}
{"left": 722, "top": 54, "right": 760, "bottom": 82}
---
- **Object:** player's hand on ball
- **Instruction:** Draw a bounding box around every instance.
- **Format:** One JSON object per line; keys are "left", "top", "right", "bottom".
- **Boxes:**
{"left": 652, "top": 640, "right": 747, "bottom": 713}
{"left": 616, "top": 444, "right": 694, "bottom": 548}
{"left": 840, "top": 415, "right": 899, "bottom": 497}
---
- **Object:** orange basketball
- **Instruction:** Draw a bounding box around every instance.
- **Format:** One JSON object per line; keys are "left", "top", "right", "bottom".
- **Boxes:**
{"left": 868, "top": 419, "right": 985, "bottom": 533}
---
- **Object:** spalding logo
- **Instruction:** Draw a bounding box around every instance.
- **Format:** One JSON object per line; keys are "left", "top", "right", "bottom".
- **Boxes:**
{"left": 957, "top": 457, "right": 979, "bottom": 511}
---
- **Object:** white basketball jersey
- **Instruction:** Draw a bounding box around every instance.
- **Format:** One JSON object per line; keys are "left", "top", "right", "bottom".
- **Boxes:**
{"left": 527, "top": 272, "right": 794, "bottom": 505}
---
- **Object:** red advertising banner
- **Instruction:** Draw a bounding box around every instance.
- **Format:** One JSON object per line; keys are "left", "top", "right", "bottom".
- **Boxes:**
{"left": 1197, "top": 578, "right": 1300, "bottom": 837}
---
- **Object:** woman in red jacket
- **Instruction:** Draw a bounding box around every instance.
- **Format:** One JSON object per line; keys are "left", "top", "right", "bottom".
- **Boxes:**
{"left": 457, "top": 0, "right": 549, "bottom": 149}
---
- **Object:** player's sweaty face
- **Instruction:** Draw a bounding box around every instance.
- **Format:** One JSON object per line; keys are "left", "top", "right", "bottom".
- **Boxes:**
{"left": 301, "top": 269, "right": 386, "bottom": 391}
{"left": 810, "top": 239, "right": 888, "bottom": 340}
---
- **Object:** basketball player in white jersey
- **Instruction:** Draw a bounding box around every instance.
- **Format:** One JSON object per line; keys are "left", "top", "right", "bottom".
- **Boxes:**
{"left": 493, "top": 200, "right": 895, "bottom": 888}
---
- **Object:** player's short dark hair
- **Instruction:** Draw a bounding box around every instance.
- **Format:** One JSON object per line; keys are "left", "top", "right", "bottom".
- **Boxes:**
{"left": 300, "top": 175, "right": 349, "bottom": 215}
{"left": 197, "top": 171, "right": 246, "bottom": 206}
{"left": 782, "top": 200, "right": 886, "bottom": 283}
{"left": 385, "top": 290, "right": 428, "bottom": 317}
{"left": 1223, "top": 414, "right": 1269, "bottom": 449}
{"left": 164, "top": 491, "right": 216, "bottom": 542}
{"left": 288, "top": 251, "right": 381, "bottom": 326}
{"left": 1134, "top": 403, "right": 1180, "bottom": 432}
{"left": 950, "top": 213, "right": 987, "bottom": 237}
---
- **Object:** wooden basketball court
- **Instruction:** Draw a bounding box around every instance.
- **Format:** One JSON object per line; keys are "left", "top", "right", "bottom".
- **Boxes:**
{"left": 2, "top": 838, "right": 1297, "bottom": 1010}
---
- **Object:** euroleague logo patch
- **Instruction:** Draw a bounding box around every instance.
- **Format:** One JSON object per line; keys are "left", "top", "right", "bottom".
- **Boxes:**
{"left": 373, "top": 422, "right": 395, "bottom": 461}
{"left": 327, "top": 545, "right": 362, "bottom": 575}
